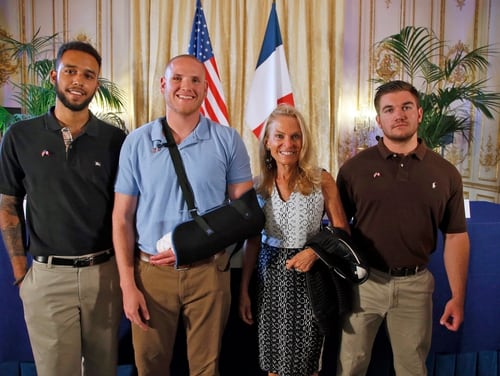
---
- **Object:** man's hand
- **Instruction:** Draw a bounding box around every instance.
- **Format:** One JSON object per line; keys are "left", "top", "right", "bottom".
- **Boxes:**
{"left": 439, "top": 297, "right": 464, "bottom": 332}
{"left": 153, "top": 232, "right": 176, "bottom": 265}
{"left": 148, "top": 249, "right": 176, "bottom": 266}
{"left": 239, "top": 290, "right": 254, "bottom": 325}
{"left": 122, "top": 285, "right": 150, "bottom": 331}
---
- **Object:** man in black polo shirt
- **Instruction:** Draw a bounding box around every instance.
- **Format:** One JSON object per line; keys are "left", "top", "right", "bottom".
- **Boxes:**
{"left": 0, "top": 41, "right": 126, "bottom": 376}
{"left": 336, "top": 80, "right": 470, "bottom": 376}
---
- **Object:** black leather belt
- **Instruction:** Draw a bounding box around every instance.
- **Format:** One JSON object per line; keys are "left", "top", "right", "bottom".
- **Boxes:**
{"left": 34, "top": 249, "right": 114, "bottom": 267}
{"left": 376, "top": 265, "right": 426, "bottom": 277}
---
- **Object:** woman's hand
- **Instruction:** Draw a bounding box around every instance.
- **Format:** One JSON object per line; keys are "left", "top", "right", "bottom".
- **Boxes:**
{"left": 285, "top": 247, "right": 318, "bottom": 273}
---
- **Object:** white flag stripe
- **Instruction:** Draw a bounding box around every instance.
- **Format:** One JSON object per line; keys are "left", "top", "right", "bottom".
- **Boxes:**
{"left": 204, "top": 60, "right": 229, "bottom": 125}
{"left": 205, "top": 60, "right": 225, "bottom": 96}
{"left": 205, "top": 87, "right": 229, "bottom": 125}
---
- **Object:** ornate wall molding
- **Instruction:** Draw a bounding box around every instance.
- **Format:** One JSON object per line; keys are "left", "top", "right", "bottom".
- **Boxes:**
{"left": 446, "top": 41, "right": 473, "bottom": 84}
{"left": 479, "top": 134, "right": 500, "bottom": 168}
{"left": 374, "top": 44, "right": 400, "bottom": 82}
{"left": 0, "top": 28, "right": 19, "bottom": 87}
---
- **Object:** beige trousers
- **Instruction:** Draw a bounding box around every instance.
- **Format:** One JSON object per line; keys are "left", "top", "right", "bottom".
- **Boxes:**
{"left": 337, "top": 268, "right": 434, "bottom": 376}
{"left": 132, "top": 253, "right": 231, "bottom": 376}
{"left": 20, "top": 257, "right": 123, "bottom": 376}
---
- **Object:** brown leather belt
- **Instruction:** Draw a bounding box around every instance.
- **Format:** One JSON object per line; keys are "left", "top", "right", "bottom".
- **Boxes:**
{"left": 139, "top": 250, "right": 224, "bottom": 270}
{"left": 34, "top": 249, "right": 114, "bottom": 267}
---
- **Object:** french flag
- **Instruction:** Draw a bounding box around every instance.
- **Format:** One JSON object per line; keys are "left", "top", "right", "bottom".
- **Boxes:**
{"left": 245, "top": 2, "right": 294, "bottom": 138}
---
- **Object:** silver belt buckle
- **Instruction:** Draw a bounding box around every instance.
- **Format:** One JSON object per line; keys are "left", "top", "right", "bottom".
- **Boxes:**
{"left": 74, "top": 255, "right": 95, "bottom": 267}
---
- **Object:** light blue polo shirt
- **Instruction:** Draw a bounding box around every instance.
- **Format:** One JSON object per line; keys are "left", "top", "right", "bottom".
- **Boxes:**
{"left": 115, "top": 116, "right": 252, "bottom": 254}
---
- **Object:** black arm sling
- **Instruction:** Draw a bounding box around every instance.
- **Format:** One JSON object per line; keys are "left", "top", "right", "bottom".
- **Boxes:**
{"left": 161, "top": 117, "right": 265, "bottom": 270}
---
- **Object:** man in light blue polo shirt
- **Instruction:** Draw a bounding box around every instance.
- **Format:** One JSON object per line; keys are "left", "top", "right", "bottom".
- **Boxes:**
{"left": 112, "top": 54, "right": 253, "bottom": 376}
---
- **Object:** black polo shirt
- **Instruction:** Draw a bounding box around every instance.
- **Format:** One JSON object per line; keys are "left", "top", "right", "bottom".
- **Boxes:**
{"left": 336, "top": 138, "right": 467, "bottom": 269}
{"left": 0, "top": 108, "right": 126, "bottom": 257}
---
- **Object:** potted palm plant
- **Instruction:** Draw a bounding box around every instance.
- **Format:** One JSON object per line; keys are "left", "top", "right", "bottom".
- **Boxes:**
{"left": 0, "top": 28, "right": 126, "bottom": 137}
{"left": 373, "top": 26, "right": 500, "bottom": 150}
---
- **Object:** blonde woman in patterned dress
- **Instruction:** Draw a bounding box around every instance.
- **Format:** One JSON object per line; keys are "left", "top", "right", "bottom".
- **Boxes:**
{"left": 239, "top": 104, "right": 350, "bottom": 376}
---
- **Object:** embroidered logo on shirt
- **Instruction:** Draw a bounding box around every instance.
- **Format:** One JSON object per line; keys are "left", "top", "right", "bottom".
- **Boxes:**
{"left": 432, "top": 182, "right": 437, "bottom": 189}
{"left": 152, "top": 140, "right": 167, "bottom": 153}
{"left": 373, "top": 172, "right": 381, "bottom": 178}
{"left": 95, "top": 161, "right": 102, "bottom": 167}
{"left": 41, "top": 150, "right": 50, "bottom": 157}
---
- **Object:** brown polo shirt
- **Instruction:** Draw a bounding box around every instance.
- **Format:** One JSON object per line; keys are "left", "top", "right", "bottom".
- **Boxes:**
{"left": 336, "top": 138, "right": 467, "bottom": 269}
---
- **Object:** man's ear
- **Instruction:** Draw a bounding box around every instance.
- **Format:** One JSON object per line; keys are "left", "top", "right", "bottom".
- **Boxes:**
{"left": 49, "top": 70, "right": 57, "bottom": 85}
{"left": 160, "top": 76, "right": 166, "bottom": 94}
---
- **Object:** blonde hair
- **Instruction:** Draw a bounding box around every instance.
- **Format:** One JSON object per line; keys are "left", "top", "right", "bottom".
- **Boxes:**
{"left": 257, "top": 104, "right": 321, "bottom": 198}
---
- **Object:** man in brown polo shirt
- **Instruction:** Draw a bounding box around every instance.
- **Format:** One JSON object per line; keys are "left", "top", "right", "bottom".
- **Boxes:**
{"left": 336, "top": 80, "right": 469, "bottom": 376}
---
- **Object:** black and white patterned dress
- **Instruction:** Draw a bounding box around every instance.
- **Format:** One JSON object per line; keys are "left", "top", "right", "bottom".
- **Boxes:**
{"left": 256, "top": 185, "right": 325, "bottom": 376}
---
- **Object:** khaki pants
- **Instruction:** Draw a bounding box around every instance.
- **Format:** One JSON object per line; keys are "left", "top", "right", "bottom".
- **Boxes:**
{"left": 337, "top": 268, "right": 434, "bottom": 376}
{"left": 20, "top": 257, "right": 122, "bottom": 376}
{"left": 132, "top": 253, "right": 231, "bottom": 376}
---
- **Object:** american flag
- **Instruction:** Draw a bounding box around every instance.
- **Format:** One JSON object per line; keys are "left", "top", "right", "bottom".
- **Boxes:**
{"left": 188, "top": 0, "right": 230, "bottom": 126}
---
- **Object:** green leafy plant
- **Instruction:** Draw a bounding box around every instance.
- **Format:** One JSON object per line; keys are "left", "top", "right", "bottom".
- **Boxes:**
{"left": 373, "top": 26, "right": 500, "bottom": 149}
{"left": 0, "top": 28, "right": 127, "bottom": 135}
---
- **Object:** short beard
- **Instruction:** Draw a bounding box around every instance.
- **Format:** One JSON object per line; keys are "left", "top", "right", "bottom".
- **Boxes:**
{"left": 55, "top": 82, "right": 95, "bottom": 112}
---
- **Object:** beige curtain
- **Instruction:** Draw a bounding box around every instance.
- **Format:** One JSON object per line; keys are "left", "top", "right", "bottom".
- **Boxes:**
{"left": 130, "top": 0, "right": 344, "bottom": 173}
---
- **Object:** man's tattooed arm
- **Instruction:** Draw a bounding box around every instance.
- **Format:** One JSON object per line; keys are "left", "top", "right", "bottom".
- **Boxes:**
{"left": 0, "top": 194, "right": 28, "bottom": 284}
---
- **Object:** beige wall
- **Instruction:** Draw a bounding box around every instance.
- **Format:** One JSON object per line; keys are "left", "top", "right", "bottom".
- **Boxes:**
{"left": 1, "top": 0, "right": 499, "bottom": 201}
